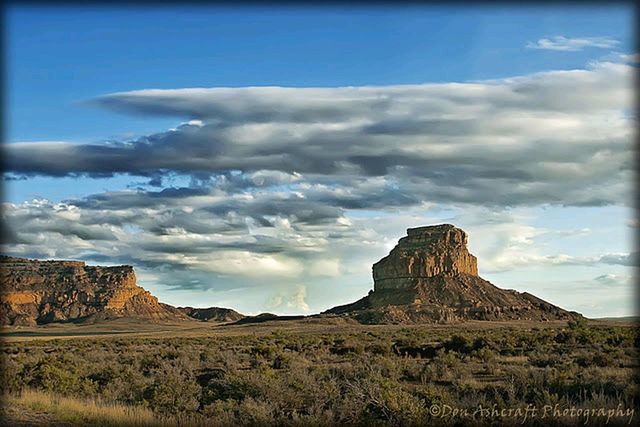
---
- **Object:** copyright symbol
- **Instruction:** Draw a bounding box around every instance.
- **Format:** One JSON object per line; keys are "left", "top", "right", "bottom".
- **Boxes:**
{"left": 430, "top": 404, "right": 441, "bottom": 417}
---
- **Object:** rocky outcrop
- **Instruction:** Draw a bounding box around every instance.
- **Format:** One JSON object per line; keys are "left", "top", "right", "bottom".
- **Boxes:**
{"left": 326, "top": 224, "right": 582, "bottom": 324}
{"left": 0, "top": 256, "right": 190, "bottom": 326}
{"left": 373, "top": 225, "right": 478, "bottom": 292}
{"left": 177, "top": 306, "right": 245, "bottom": 323}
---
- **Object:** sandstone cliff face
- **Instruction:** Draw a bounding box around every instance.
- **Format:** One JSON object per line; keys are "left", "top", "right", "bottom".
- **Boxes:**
{"left": 373, "top": 225, "right": 478, "bottom": 291}
{"left": 327, "top": 225, "right": 581, "bottom": 324}
{"left": 0, "top": 256, "right": 189, "bottom": 326}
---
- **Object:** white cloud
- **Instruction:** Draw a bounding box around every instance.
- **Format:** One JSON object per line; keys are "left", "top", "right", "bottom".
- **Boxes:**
{"left": 5, "top": 60, "right": 634, "bottom": 208}
{"left": 288, "top": 286, "right": 310, "bottom": 312}
{"left": 593, "top": 273, "right": 631, "bottom": 287}
{"left": 484, "top": 252, "right": 636, "bottom": 272}
{"left": 308, "top": 258, "right": 342, "bottom": 277}
{"left": 619, "top": 52, "right": 640, "bottom": 63}
{"left": 194, "top": 251, "right": 305, "bottom": 278}
{"left": 526, "top": 36, "right": 619, "bottom": 51}
{"left": 267, "top": 285, "right": 310, "bottom": 313}
{"left": 467, "top": 220, "right": 635, "bottom": 272}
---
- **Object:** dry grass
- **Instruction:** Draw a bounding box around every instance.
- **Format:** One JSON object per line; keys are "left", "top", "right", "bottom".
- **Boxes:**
{"left": 6, "top": 389, "right": 170, "bottom": 426}
{"left": 1, "top": 317, "right": 578, "bottom": 343}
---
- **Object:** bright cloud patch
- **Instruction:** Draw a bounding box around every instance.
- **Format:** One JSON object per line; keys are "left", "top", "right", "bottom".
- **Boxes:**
{"left": 526, "top": 36, "right": 619, "bottom": 51}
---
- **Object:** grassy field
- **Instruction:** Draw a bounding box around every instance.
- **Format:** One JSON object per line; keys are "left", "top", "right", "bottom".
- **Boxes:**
{"left": 1, "top": 318, "right": 638, "bottom": 426}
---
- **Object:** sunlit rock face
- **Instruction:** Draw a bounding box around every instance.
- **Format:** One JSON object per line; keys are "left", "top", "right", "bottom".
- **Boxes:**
{"left": 0, "top": 256, "right": 188, "bottom": 326}
{"left": 326, "top": 224, "right": 582, "bottom": 324}
{"left": 373, "top": 224, "right": 478, "bottom": 291}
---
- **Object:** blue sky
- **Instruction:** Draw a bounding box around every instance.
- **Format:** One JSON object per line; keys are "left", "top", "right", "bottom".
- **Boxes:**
{"left": 3, "top": 5, "right": 636, "bottom": 317}
{"left": 7, "top": 5, "right": 632, "bottom": 143}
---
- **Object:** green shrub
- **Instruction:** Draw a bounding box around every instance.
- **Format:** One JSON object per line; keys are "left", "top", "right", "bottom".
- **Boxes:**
{"left": 144, "top": 361, "right": 201, "bottom": 415}
{"left": 568, "top": 318, "right": 588, "bottom": 330}
{"left": 473, "top": 347, "right": 497, "bottom": 363}
{"left": 30, "top": 357, "right": 97, "bottom": 396}
{"left": 575, "top": 351, "right": 616, "bottom": 368}
{"left": 0, "top": 357, "right": 25, "bottom": 394}
{"left": 444, "top": 335, "right": 470, "bottom": 354}
{"left": 529, "top": 353, "right": 564, "bottom": 368}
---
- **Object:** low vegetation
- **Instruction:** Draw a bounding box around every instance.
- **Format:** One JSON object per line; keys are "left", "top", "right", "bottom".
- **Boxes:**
{"left": 5, "top": 388, "right": 169, "bottom": 426}
{"left": 2, "top": 322, "right": 638, "bottom": 426}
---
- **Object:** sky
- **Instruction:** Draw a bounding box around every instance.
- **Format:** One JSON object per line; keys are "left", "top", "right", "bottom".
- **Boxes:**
{"left": 2, "top": 4, "right": 636, "bottom": 317}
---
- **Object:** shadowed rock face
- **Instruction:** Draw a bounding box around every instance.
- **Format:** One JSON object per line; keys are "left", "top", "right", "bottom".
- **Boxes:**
{"left": 176, "top": 306, "right": 245, "bottom": 323}
{"left": 0, "top": 256, "right": 189, "bottom": 326}
{"left": 326, "top": 224, "right": 582, "bottom": 324}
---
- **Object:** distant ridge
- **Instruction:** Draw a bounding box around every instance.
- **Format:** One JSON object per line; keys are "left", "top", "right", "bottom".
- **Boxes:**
{"left": 232, "top": 313, "right": 305, "bottom": 325}
{"left": 593, "top": 316, "right": 639, "bottom": 322}
{"left": 176, "top": 306, "right": 244, "bottom": 323}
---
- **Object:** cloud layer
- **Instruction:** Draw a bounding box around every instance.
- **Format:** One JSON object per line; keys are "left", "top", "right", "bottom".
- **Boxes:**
{"left": 2, "top": 187, "right": 634, "bottom": 314}
{"left": 2, "top": 59, "right": 635, "bottom": 313}
{"left": 5, "top": 60, "right": 634, "bottom": 208}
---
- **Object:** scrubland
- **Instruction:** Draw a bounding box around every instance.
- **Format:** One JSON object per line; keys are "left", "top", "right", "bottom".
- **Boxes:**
{"left": 1, "top": 319, "right": 638, "bottom": 426}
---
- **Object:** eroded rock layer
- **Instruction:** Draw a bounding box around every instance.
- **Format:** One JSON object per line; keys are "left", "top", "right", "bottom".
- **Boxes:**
{"left": 326, "top": 225, "right": 581, "bottom": 324}
{"left": 0, "top": 256, "right": 189, "bottom": 326}
{"left": 373, "top": 224, "right": 478, "bottom": 291}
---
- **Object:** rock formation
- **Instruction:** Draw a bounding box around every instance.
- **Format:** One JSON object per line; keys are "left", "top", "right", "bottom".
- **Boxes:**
{"left": 0, "top": 256, "right": 191, "bottom": 326}
{"left": 176, "top": 306, "right": 244, "bottom": 323}
{"left": 326, "top": 224, "right": 581, "bottom": 324}
{"left": 373, "top": 224, "right": 478, "bottom": 294}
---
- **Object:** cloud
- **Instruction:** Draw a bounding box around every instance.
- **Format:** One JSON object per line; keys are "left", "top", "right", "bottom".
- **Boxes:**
{"left": 598, "top": 252, "right": 637, "bottom": 267}
{"left": 3, "top": 193, "right": 632, "bottom": 282}
{"left": 593, "top": 273, "right": 631, "bottom": 287}
{"left": 4, "top": 60, "right": 633, "bottom": 208}
{"left": 267, "top": 285, "right": 310, "bottom": 313}
{"left": 2, "top": 191, "right": 634, "bottom": 317}
{"left": 515, "top": 273, "right": 635, "bottom": 318}
{"left": 0, "top": 186, "right": 363, "bottom": 284}
{"left": 2, "top": 59, "right": 635, "bottom": 314}
{"left": 288, "top": 286, "right": 310, "bottom": 312}
{"left": 619, "top": 53, "right": 640, "bottom": 63}
{"left": 308, "top": 258, "right": 342, "bottom": 277}
{"left": 526, "top": 36, "right": 619, "bottom": 51}
{"left": 512, "top": 252, "right": 637, "bottom": 268}
{"left": 479, "top": 231, "right": 636, "bottom": 272}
